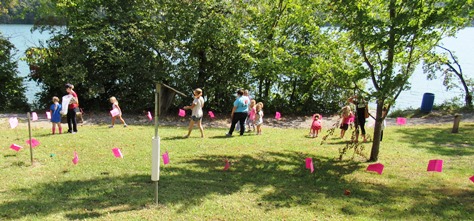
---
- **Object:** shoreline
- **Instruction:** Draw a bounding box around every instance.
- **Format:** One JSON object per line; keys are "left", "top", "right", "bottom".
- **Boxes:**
{"left": 1, "top": 111, "right": 473, "bottom": 129}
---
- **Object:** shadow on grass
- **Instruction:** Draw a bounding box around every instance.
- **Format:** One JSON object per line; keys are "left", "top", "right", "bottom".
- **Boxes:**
{"left": 0, "top": 151, "right": 472, "bottom": 220}
{"left": 396, "top": 123, "right": 474, "bottom": 156}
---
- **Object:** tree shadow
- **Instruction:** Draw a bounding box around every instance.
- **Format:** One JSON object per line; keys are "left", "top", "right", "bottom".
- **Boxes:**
{"left": 0, "top": 151, "right": 471, "bottom": 220}
{"left": 396, "top": 123, "right": 474, "bottom": 156}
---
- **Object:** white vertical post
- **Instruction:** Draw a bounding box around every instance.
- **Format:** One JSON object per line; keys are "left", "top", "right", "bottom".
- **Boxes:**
{"left": 151, "top": 83, "right": 161, "bottom": 204}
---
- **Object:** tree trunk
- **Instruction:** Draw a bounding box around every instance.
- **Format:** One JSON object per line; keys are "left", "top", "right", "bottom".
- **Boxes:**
{"left": 369, "top": 100, "right": 384, "bottom": 162}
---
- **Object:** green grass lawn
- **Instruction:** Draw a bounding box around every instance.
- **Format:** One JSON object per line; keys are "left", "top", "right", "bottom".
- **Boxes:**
{"left": 0, "top": 122, "right": 473, "bottom": 220}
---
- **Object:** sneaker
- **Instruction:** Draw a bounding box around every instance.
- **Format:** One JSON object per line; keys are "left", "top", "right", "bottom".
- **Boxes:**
{"left": 109, "top": 125, "right": 114, "bottom": 128}
{"left": 72, "top": 132, "right": 77, "bottom": 134}
{"left": 124, "top": 124, "right": 128, "bottom": 127}
{"left": 225, "top": 133, "right": 232, "bottom": 137}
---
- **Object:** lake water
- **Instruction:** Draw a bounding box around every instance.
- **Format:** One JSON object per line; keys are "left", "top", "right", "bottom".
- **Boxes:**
{"left": 1, "top": 24, "right": 473, "bottom": 109}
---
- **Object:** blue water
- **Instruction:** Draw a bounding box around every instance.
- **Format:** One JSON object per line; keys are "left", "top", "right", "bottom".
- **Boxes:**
{"left": 1, "top": 24, "right": 473, "bottom": 109}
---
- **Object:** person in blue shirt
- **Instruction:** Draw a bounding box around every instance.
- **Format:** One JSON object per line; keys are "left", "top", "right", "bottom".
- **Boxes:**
{"left": 50, "top": 96, "right": 62, "bottom": 134}
{"left": 226, "top": 89, "right": 249, "bottom": 136}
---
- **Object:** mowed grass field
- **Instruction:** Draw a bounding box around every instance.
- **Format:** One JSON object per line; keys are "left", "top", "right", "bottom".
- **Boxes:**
{"left": 0, "top": 120, "right": 473, "bottom": 220}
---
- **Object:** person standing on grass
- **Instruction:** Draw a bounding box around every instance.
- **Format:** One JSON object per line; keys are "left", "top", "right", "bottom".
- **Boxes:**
{"left": 109, "top": 96, "right": 128, "bottom": 128}
{"left": 50, "top": 96, "right": 62, "bottom": 134}
{"left": 183, "top": 88, "right": 205, "bottom": 138}
{"left": 309, "top": 113, "right": 322, "bottom": 138}
{"left": 255, "top": 102, "right": 264, "bottom": 135}
{"left": 226, "top": 89, "right": 249, "bottom": 136}
{"left": 339, "top": 105, "right": 354, "bottom": 139}
{"left": 65, "top": 83, "right": 79, "bottom": 134}
{"left": 246, "top": 99, "right": 257, "bottom": 132}
{"left": 348, "top": 95, "right": 369, "bottom": 142}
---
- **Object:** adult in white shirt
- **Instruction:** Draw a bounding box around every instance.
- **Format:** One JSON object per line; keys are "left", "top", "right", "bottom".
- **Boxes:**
{"left": 184, "top": 88, "right": 205, "bottom": 138}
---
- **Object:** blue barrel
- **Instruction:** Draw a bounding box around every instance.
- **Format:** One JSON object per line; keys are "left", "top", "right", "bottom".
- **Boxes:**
{"left": 421, "top": 93, "right": 435, "bottom": 113}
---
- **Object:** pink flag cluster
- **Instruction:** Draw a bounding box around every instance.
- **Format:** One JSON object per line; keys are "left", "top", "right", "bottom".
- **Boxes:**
{"left": 162, "top": 151, "right": 170, "bottom": 165}
{"left": 147, "top": 111, "right": 153, "bottom": 121}
{"left": 9, "top": 117, "right": 18, "bottom": 129}
{"left": 396, "top": 117, "right": 407, "bottom": 125}
{"left": 26, "top": 138, "right": 40, "bottom": 148}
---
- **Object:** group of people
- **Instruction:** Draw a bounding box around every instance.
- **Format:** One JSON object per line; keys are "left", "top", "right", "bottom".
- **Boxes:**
{"left": 182, "top": 88, "right": 265, "bottom": 138}
{"left": 50, "top": 83, "right": 128, "bottom": 135}
{"left": 225, "top": 89, "right": 264, "bottom": 136}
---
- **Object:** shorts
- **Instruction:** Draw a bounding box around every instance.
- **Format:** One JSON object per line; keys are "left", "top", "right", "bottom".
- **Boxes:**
{"left": 191, "top": 116, "right": 202, "bottom": 121}
{"left": 340, "top": 123, "right": 349, "bottom": 130}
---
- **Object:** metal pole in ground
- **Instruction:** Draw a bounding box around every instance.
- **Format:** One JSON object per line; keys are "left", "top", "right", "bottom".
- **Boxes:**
{"left": 27, "top": 112, "right": 34, "bottom": 165}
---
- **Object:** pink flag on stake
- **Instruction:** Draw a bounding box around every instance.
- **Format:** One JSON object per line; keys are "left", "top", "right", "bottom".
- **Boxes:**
{"left": 72, "top": 151, "right": 79, "bottom": 165}
{"left": 147, "top": 111, "right": 153, "bottom": 121}
{"left": 367, "top": 163, "right": 384, "bottom": 175}
{"left": 208, "top": 111, "right": 215, "bottom": 118}
{"left": 275, "top": 112, "right": 281, "bottom": 120}
{"left": 26, "top": 138, "right": 40, "bottom": 148}
{"left": 110, "top": 109, "right": 120, "bottom": 117}
{"left": 112, "top": 147, "right": 123, "bottom": 158}
{"left": 305, "top": 158, "right": 314, "bottom": 173}
{"left": 162, "top": 151, "right": 170, "bottom": 165}
{"left": 396, "top": 117, "right": 407, "bottom": 125}
{"left": 31, "top": 112, "right": 38, "bottom": 121}
{"left": 427, "top": 159, "right": 443, "bottom": 172}
{"left": 10, "top": 144, "right": 22, "bottom": 152}
{"left": 9, "top": 117, "right": 18, "bottom": 129}
{"left": 46, "top": 111, "right": 51, "bottom": 119}
{"left": 470, "top": 176, "right": 474, "bottom": 183}
{"left": 178, "top": 109, "right": 186, "bottom": 117}
{"left": 223, "top": 159, "right": 230, "bottom": 171}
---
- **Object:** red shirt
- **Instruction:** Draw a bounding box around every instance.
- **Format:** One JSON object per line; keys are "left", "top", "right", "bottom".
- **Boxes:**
{"left": 68, "top": 91, "right": 79, "bottom": 109}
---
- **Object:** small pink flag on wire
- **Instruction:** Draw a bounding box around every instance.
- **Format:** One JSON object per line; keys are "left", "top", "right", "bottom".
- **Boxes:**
{"left": 147, "top": 111, "right": 153, "bottom": 121}
{"left": 208, "top": 111, "right": 215, "bottom": 118}
{"left": 470, "top": 176, "right": 474, "bottom": 183}
{"left": 162, "top": 151, "right": 170, "bottom": 165}
{"left": 275, "top": 112, "right": 281, "bottom": 120}
{"left": 178, "top": 109, "right": 186, "bottom": 117}
{"left": 427, "top": 159, "right": 443, "bottom": 172}
{"left": 367, "top": 163, "right": 384, "bottom": 175}
{"left": 9, "top": 117, "right": 18, "bottom": 129}
{"left": 26, "top": 138, "right": 40, "bottom": 148}
{"left": 305, "top": 158, "right": 314, "bottom": 173}
{"left": 31, "top": 112, "right": 38, "bottom": 121}
{"left": 10, "top": 144, "right": 22, "bottom": 152}
{"left": 46, "top": 111, "right": 51, "bottom": 119}
{"left": 112, "top": 147, "right": 123, "bottom": 158}
{"left": 223, "top": 159, "right": 230, "bottom": 171}
{"left": 110, "top": 109, "right": 120, "bottom": 117}
{"left": 396, "top": 117, "right": 407, "bottom": 125}
{"left": 72, "top": 151, "right": 79, "bottom": 165}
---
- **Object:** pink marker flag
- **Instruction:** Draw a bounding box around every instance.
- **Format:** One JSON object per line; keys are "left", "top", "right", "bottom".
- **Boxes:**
{"left": 305, "top": 158, "right": 314, "bottom": 173}
{"left": 72, "top": 151, "right": 79, "bottom": 165}
{"left": 366, "top": 163, "right": 384, "bottom": 175}
{"left": 9, "top": 117, "right": 18, "bottom": 129}
{"left": 147, "top": 111, "right": 153, "bottom": 121}
{"left": 275, "top": 112, "right": 281, "bottom": 120}
{"left": 26, "top": 138, "right": 40, "bottom": 148}
{"left": 470, "top": 176, "right": 474, "bottom": 183}
{"left": 31, "top": 112, "right": 38, "bottom": 121}
{"left": 10, "top": 144, "right": 23, "bottom": 152}
{"left": 396, "top": 117, "right": 407, "bottom": 125}
{"left": 208, "top": 111, "right": 215, "bottom": 118}
{"left": 162, "top": 151, "right": 170, "bottom": 165}
{"left": 427, "top": 159, "right": 443, "bottom": 172}
{"left": 178, "top": 109, "right": 186, "bottom": 117}
{"left": 110, "top": 109, "right": 120, "bottom": 117}
{"left": 223, "top": 159, "right": 230, "bottom": 171}
{"left": 46, "top": 111, "right": 51, "bottom": 119}
{"left": 112, "top": 147, "right": 123, "bottom": 158}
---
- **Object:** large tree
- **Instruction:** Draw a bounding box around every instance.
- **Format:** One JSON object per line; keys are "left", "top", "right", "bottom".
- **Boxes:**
{"left": 326, "top": 0, "right": 474, "bottom": 161}
{"left": 0, "top": 34, "right": 30, "bottom": 112}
